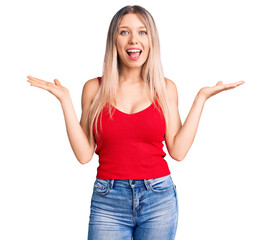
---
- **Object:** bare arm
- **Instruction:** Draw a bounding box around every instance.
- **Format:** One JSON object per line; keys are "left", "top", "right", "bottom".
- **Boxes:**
{"left": 167, "top": 92, "right": 205, "bottom": 161}
{"left": 27, "top": 76, "right": 98, "bottom": 164}
{"left": 165, "top": 79, "right": 245, "bottom": 161}
{"left": 79, "top": 78, "right": 100, "bottom": 163}
{"left": 60, "top": 95, "right": 94, "bottom": 164}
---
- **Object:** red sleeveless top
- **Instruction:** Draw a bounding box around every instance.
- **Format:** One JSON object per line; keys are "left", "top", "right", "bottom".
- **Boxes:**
{"left": 93, "top": 77, "right": 171, "bottom": 180}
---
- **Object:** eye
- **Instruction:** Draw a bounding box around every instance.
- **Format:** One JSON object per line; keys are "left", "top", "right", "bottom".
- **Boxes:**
{"left": 120, "top": 30, "right": 129, "bottom": 35}
{"left": 140, "top": 31, "right": 147, "bottom": 35}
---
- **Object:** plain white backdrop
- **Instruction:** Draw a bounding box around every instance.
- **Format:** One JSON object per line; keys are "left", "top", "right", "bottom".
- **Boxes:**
{"left": 1, "top": 0, "right": 271, "bottom": 239}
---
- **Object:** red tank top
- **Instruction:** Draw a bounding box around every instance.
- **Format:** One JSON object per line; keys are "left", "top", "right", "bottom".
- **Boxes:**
{"left": 94, "top": 77, "right": 171, "bottom": 180}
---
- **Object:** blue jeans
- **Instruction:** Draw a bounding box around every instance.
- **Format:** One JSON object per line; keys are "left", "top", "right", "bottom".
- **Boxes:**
{"left": 87, "top": 174, "right": 179, "bottom": 240}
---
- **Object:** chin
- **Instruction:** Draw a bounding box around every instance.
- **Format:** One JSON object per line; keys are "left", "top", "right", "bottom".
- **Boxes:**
{"left": 120, "top": 61, "right": 145, "bottom": 70}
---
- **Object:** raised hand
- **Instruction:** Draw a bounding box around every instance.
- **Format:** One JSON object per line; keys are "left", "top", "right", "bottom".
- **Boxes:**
{"left": 198, "top": 80, "right": 245, "bottom": 101}
{"left": 27, "top": 76, "right": 70, "bottom": 102}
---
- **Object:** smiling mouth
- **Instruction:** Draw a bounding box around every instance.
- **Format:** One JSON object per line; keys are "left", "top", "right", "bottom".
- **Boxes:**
{"left": 126, "top": 49, "right": 142, "bottom": 60}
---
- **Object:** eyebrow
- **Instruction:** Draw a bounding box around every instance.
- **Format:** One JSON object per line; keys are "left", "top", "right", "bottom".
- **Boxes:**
{"left": 119, "top": 26, "right": 146, "bottom": 29}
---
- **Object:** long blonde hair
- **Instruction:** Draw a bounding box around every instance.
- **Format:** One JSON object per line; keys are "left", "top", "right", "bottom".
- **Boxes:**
{"left": 87, "top": 5, "right": 170, "bottom": 143}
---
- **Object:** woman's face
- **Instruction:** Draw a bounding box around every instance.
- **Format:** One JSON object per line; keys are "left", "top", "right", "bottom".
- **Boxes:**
{"left": 116, "top": 13, "right": 150, "bottom": 71}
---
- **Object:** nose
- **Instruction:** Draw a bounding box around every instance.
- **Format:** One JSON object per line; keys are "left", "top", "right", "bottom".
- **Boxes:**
{"left": 129, "top": 32, "right": 138, "bottom": 44}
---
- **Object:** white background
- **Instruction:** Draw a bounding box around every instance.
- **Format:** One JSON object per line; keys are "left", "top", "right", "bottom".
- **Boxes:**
{"left": 1, "top": 0, "right": 271, "bottom": 239}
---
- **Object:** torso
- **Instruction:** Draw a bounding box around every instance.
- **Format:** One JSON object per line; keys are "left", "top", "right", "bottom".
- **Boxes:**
{"left": 94, "top": 77, "right": 169, "bottom": 179}
{"left": 100, "top": 77, "right": 153, "bottom": 115}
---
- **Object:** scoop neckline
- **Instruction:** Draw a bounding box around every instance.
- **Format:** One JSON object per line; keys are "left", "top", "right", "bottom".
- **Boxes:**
{"left": 109, "top": 103, "right": 153, "bottom": 116}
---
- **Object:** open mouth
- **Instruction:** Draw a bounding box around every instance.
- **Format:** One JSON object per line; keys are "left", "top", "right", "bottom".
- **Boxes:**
{"left": 126, "top": 49, "right": 142, "bottom": 60}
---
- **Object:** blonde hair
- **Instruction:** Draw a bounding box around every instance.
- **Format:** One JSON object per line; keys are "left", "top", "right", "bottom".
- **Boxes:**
{"left": 87, "top": 5, "right": 170, "bottom": 143}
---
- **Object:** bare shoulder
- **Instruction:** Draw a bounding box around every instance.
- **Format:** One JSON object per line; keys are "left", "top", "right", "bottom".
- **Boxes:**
{"left": 82, "top": 77, "right": 100, "bottom": 93}
{"left": 164, "top": 77, "right": 179, "bottom": 103}
{"left": 81, "top": 77, "right": 100, "bottom": 109}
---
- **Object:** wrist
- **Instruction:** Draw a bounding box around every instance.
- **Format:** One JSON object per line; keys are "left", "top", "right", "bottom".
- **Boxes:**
{"left": 196, "top": 91, "right": 207, "bottom": 103}
{"left": 60, "top": 94, "right": 72, "bottom": 106}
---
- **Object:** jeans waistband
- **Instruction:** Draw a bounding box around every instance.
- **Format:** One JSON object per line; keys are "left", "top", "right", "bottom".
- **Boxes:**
{"left": 100, "top": 174, "right": 171, "bottom": 191}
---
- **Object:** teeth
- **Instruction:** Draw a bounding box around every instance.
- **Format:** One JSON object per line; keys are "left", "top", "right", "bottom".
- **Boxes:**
{"left": 127, "top": 49, "right": 141, "bottom": 53}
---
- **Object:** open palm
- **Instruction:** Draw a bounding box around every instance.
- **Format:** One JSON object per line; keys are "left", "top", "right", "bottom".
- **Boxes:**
{"left": 27, "top": 75, "right": 69, "bottom": 102}
{"left": 199, "top": 80, "right": 245, "bottom": 100}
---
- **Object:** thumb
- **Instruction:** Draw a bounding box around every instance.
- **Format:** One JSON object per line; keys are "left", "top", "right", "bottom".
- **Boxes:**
{"left": 216, "top": 81, "right": 223, "bottom": 86}
{"left": 54, "top": 79, "right": 62, "bottom": 86}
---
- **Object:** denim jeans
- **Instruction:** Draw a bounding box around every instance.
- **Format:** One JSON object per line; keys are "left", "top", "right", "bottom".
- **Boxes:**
{"left": 87, "top": 174, "right": 179, "bottom": 240}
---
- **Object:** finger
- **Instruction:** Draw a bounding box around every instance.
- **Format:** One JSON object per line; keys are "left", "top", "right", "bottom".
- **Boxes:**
{"left": 27, "top": 78, "right": 49, "bottom": 87}
{"left": 27, "top": 77, "right": 56, "bottom": 90}
{"left": 211, "top": 81, "right": 224, "bottom": 91}
{"left": 226, "top": 81, "right": 245, "bottom": 88}
{"left": 28, "top": 82, "right": 48, "bottom": 90}
{"left": 27, "top": 76, "right": 48, "bottom": 84}
{"left": 220, "top": 81, "right": 245, "bottom": 91}
{"left": 235, "top": 80, "right": 245, "bottom": 86}
{"left": 227, "top": 80, "right": 245, "bottom": 86}
{"left": 28, "top": 80, "right": 54, "bottom": 92}
{"left": 54, "top": 79, "right": 62, "bottom": 86}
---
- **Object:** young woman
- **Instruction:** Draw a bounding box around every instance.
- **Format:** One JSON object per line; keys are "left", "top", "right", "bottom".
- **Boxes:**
{"left": 27, "top": 5, "right": 244, "bottom": 240}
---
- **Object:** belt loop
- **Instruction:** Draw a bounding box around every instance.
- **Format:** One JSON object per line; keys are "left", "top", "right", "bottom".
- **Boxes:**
{"left": 144, "top": 179, "right": 150, "bottom": 190}
{"left": 109, "top": 179, "right": 114, "bottom": 190}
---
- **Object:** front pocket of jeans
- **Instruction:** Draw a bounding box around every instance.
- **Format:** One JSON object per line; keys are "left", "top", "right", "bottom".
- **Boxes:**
{"left": 93, "top": 179, "right": 110, "bottom": 196}
{"left": 149, "top": 175, "right": 175, "bottom": 193}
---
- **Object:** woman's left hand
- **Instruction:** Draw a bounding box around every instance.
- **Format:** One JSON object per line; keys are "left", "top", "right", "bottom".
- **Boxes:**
{"left": 198, "top": 80, "right": 245, "bottom": 101}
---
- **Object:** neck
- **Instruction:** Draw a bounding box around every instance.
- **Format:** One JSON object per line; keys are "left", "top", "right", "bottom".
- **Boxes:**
{"left": 119, "top": 66, "right": 143, "bottom": 84}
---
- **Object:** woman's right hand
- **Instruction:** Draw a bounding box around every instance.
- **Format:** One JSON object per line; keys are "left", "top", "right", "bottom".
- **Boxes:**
{"left": 27, "top": 76, "right": 70, "bottom": 102}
